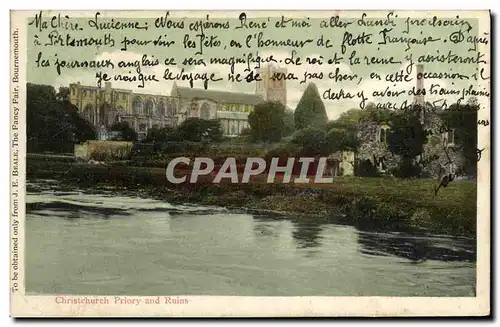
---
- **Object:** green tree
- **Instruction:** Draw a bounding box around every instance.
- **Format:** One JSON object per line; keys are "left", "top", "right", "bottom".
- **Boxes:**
{"left": 248, "top": 101, "right": 286, "bottom": 142}
{"left": 110, "top": 121, "right": 138, "bottom": 142}
{"left": 204, "top": 119, "right": 224, "bottom": 142}
{"left": 283, "top": 109, "right": 295, "bottom": 137}
{"left": 56, "top": 86, "right": 70, "bottom": 101}
{"left": 440, "top": 101, "right": 478, "bottom": 176}
{"left": 326, "top": 128, "right": 360, "bottom": 153}
{"left": 145, "top": 125, "right": 178, "bottom": 143}
{"left": 27, "top": 83, "right": 96, "bottom": 153}
{"left": 176, "top": 118, "right": 224, "bottom": 143}
{"left": 291, "top": 127, "right": 329, "bottom": 156}
{"left": 327, "top": 109, "right": 369, "bottom": 130}
{"left": 387, "top": 108, "right": 428, "bottom": 178}
{"left": 294, "top": 83, "right": 328, "bottom": 130}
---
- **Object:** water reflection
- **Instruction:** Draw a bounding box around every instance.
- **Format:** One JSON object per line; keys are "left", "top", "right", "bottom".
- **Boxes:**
{"left": 25, "top": 179, "right": 476, "bottom": 296}
{"left": 26, "top": 201, "right": 130, "bottom": 219}
{"left": 27, "top": 179, "right": 476, "bottom": 266}
{"left": 357, "top": 230, "right": 476, "bottom": 263}
{"left": 291, "top": 219, "right": 325, "bottom": 249}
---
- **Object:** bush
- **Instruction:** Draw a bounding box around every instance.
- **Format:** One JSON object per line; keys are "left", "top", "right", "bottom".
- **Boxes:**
{"left": 84, "top": 141, "right": 133, "bottom": 161}
{"left": 290, "top": 127, "right": 329, "bottom": 156}
{"left": 177, "top": 118, "right": 224, "bottom": 143}
{"left": 355, "top": 159, "right": 380, "bottom": 177}
{"left": 391, "top": 159, "right": 424, "bottom": 179}
{"left": 132, "top": 141, "right": 209, "bottom": 157}
{"left": 264, "top": 142, "right": 301, "bottom": 159}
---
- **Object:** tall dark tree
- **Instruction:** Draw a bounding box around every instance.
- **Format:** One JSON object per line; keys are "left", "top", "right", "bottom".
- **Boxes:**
{"left": 440, "top": 101, "right": 478, "bottom": 176}
{"left": 387, "top": 109, "right": 428, "bottom": 178}
{"left": 283, "top": 109, "right": 295, "bottom": 137}
{"left": 56, "top": 86, "right": 70, "bottom": 101}
{"left": 27, "top": 83, "right": 96, "bottom": 153}
{"left": 248, "top": 101, "right": 286, "bottom": 142}
{"left": 294, "top": 83, "right": 328, "bottom": 130}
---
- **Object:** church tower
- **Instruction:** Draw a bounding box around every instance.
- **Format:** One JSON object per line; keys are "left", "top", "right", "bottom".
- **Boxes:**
{"left": 255, "top": 64, "right": 287, "bottom": 107}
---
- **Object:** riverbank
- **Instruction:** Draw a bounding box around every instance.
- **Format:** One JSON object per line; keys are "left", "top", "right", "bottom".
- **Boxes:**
{"left": 27, "top": 156, "right": 477, "bottom": 236}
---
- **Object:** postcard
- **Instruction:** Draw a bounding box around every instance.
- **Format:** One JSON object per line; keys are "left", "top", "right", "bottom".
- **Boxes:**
{"left": 10, "top": 9, "right": 490, "bottom": 317}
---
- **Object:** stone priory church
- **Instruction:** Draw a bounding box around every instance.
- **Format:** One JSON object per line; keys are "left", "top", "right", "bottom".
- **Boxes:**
{"left": 68, "top": 64, "right": 288, "bottom": 140}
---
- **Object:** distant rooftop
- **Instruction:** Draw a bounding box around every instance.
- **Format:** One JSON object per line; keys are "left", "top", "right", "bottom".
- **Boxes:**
{"left": 174, "top": 86, "right": 264, "bottom": 106}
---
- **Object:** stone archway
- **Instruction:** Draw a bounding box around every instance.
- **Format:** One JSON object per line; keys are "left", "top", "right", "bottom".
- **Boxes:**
{"left": 108, "top": 106, "right": 126, "bottom": 125}
{"left": 170, "top": 99, "right": 177, "bottom": 117}
{"left": 99, "top": 102, "right": 112, "bottom": 126}
{"left": 157, "top": 99, "right": 166, "bottom": 117}
{"left": 145, "top": 98, "right": 155, "bottom": 116}
{"left": 132, "top": 96, "right": 144, "bottom": 115}
{"left": 83, "top": 104, "right": 95, "bottom": 125}
{"left": 200, "top": 103, "right": 211, "bottom": 120}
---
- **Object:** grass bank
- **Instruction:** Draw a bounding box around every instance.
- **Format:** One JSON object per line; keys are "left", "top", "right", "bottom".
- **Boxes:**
{"left": 26, "top": 156, "right": 477, "bottom": 236}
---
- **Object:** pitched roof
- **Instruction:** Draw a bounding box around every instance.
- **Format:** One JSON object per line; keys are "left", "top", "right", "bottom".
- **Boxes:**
{"left": 175, "top": 86, "right": 264, "bottom": 105}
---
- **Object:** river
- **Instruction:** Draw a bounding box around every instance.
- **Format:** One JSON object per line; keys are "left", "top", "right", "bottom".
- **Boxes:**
{"left": 25, "top": 179, "right": 476, "bottom": 297}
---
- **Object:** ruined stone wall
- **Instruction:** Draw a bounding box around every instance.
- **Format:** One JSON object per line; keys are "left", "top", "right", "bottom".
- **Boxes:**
{"left": 355, "top": 115, "right": 466, "bottom": 178}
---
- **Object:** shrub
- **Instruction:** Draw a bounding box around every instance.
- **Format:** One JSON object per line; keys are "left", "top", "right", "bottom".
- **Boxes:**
{"left": 85, "top": 141, "right": 133, "bottom": 161}
{"left": 290, "top": 127, "right": 329, "bottom": 156}
{"left": 355, "top": 159, "right": 380, "bottom": 177}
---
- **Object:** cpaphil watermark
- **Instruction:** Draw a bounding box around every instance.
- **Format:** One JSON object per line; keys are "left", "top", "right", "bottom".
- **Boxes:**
{"left": 165, "top": 156, "right": 334, "bottom": 184}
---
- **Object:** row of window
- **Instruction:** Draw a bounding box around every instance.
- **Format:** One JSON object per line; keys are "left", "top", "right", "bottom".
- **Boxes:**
{"left": 81, "top": 104, "right": 175, "bottom": 120}
{"left": 72, "top": 88, "right": 179, "bottom": 107}
{"left": 219, "top": 103, "right": 253, "bottom": 113}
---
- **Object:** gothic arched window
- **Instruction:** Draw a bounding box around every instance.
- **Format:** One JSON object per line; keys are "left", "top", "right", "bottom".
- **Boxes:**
{"left": 200, "top": 103, "right": 211, "bottom": 120}
{"left": 83, "top": 104, "right": 94, "bottom": 124}
{"left": 145, "top": 99, "right": 155, "bottom": 116}
{"left": 378, "top": 125, "right": 390, "bottom": 143}
{"left": 132, "top": 97, "right": 144, "bottom": 115}
{"left": 157, "top": 100, "right": 166, "bottom": 117}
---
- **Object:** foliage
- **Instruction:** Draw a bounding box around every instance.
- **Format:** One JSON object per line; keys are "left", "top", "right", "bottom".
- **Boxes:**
{"left": 328, "top": 108, "right": 370, "bottom": 129}
{"left": 264, "top": 142, "right": 302, "bottom": 159}
{"left": 176, "top": 118, "right": 224, "bottom": 143}
{"left": 144, "top": 125, "right": 178, "bottom": 143}
{"left": 391, "top": 158, "right": 424, "bottom": 179}
{"left": 283, "top": 109, "right": 295, "bottom": 137}
{"left": 326, "top": 127, "right": 360, "bottom": 152}
{"left": 440, "top": 101, "right": 478, "bottom": 176}
{"left": 240, "top": 127, "right": 251, "bottom": 136}
{"left": 387, "top": 109, "right": 427, "bottom": 159}
{"left": 248, "top": 101, "right": 286, "bottom": 142}
{"left": 294, "top": 83, "right": 328, "bottom": 130}
{"left": 363, "top": 103, "right": 392, "bottom": 123}
{"left": 355, "top": 159, "right": 380, "bottom": 177}
{"left": 85, "top": 140, "right": 133, "bottom": 161}
{"left": 290, "top": 127, "right": 330, "bottom": 156}
{"left": 387, "top": 109, "right": 428, "bottom": 178}
{"left": 56, "top": 86, "right": 70, "bottom": 101}
{"left": 131, "top": 141, "right": 209, "bottom": 157}
{"left": 27, "top": 83, "right": 96, "bottom": 153}
{"left": 110, "top": 121, "right": 138, "bottom": 142}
